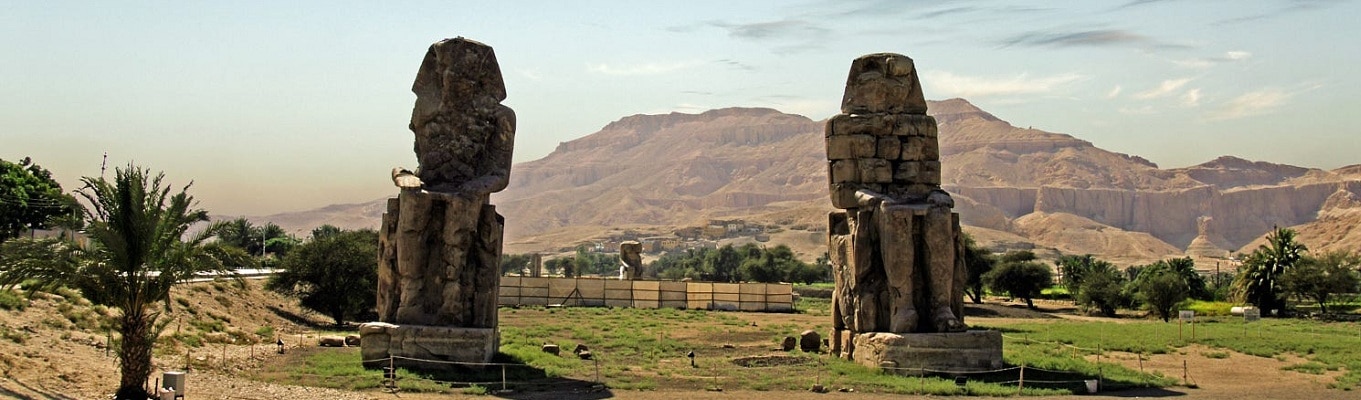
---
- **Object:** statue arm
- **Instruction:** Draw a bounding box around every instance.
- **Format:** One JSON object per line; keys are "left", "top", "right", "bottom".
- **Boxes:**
{"left": 854, "top": 188, "right": 890, "bottom": 208}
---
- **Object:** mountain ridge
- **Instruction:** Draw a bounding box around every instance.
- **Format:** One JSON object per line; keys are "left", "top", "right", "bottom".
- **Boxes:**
{"left": 243, "top": 100, "right": 1361, "bottom": 266}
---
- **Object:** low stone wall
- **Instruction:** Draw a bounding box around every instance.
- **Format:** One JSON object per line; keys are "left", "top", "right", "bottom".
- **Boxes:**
{"left": 498, "top": 276, "right": 793, "bottom": 312}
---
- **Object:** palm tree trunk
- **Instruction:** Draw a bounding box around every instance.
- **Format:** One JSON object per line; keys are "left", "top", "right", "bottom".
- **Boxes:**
{"left": 115, "top": 308, "right": 154, "bottom": 400}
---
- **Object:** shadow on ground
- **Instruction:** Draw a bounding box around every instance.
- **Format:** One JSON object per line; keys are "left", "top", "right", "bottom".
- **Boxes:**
{"left": 0, "top": 377, "right": 79, "bottom": 400}
{"left": 1099, "top": 387, "right": 1187, "bottom": 397}
{"left": 267, "top": 304, "right": 341, "bottom": 330}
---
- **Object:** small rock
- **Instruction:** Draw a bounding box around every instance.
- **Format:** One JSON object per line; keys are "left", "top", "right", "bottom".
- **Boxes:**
{"left": 800, "top": 330, "right": 822, "bottom": 352}
{"left": 542, "top": 344, "right": 560, "bottom": 355}
{"left": 781, "top": 336, "right": 797, "bottom": 351}
{"left": 318, "top": 336, "right": 346, "bottom": 347}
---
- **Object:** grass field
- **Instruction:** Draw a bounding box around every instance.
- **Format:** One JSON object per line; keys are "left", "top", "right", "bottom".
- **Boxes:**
{"left": 973, "top": 315, "right": 1361, "bottom": 390}
{"left": 250, "top": 300, "right": 1195, "bottom": 396}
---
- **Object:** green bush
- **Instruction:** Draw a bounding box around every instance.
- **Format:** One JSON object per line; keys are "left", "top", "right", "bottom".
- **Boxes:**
{"left": 1184, "top": 300, "right": 1234, "bottom": 316}
{"left": 0, "top": 289, "right": 26, "bottom": 311}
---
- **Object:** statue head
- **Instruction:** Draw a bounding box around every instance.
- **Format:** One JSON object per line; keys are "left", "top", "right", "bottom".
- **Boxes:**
{"left": 841, "top": 53, "right": 927, "bottom": 115}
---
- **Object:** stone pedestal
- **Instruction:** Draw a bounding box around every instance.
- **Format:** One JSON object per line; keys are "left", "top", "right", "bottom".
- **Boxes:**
{"left": 846, "top": 330, "right": 1002, "bottom": 374}
{"left": 359, "top": 322, "right": 498, "bottom": 370}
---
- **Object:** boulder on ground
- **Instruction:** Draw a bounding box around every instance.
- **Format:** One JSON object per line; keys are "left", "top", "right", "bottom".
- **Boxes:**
{"left": 800, "top": 330, "right": 822, "bottom": 352}
{"left": 319, "top": 336, "right": 347, "bottom": 347}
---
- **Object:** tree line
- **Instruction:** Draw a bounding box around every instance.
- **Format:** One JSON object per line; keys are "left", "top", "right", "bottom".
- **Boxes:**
{"left": 502, "top": 243, "right": 830, "bottom": 284}
{"left": 966, "top": 228, "right": 1359, "bottom": 320}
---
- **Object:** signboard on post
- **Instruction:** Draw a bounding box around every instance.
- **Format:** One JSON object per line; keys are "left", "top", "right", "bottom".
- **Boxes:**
{"left": 1244, "top": 308, "right": 1261, "bottom": 322}
{"left": 1178, "top": 310, "right": 1196, "bottom": 340}
{"left": 1179, "top": 310, "right": 1195, "bottom": 321}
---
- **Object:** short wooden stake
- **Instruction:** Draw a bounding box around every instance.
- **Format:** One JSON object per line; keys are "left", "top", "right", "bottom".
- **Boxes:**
{"left": 1182, "top": 360, "right": 1188, "bottom": 386}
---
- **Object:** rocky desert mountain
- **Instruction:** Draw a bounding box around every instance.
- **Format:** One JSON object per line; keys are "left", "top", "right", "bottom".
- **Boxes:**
{"left": 249, "top": 99, "right": 1361, "bottom": 267}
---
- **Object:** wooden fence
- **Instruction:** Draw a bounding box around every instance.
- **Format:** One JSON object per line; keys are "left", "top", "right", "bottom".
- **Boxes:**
{"left": 498, "top": 277, "right": 793, "bottom": 312}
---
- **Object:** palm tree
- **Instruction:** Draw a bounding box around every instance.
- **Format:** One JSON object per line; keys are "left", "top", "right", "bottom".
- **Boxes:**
{"left": 0, "top": 164, "right": 249, "bottom": 399}
{"left": 1232, "top": 227, "right": 1306, "bottom": 315}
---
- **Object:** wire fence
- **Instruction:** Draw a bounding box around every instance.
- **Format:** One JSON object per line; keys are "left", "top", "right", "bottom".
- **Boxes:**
{"left": 147, "top": 330, "right": 1207, "bottom": 396}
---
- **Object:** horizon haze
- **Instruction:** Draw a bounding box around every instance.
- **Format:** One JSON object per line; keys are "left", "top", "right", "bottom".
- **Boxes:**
{"left": 4, "top": 1, "right": 1358, "bottom": 216}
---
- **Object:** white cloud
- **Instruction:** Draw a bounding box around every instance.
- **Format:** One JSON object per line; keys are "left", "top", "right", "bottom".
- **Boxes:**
{"left": 519, "top": 69, "right": 543, "bottom": 81}
{"left": 1181, "top": 88, "right": 1202, "bottom": 107}
{"left": 1118, "top": 106, "right": 1157, "bottom": 115}
{"left": 1172, "top": 51, "right": 1252, "bottom": 69}
{"left": 1106, "top": 85, "right": 1123, "bottom": 99}
{"left": 1206, "top": 89, "right": 1288, "bottom": 120}
{"left": 587, "top": 61, "right": 701, "bottom": 76}
{"left": 1134, "top": 78, "right": 1192, "bottom": 99}
{"left": 921, "top": 71, "right": 1085, "bottom": 98}
{"left": 1171, "top": 59, "right": 1214, "bottom": 69}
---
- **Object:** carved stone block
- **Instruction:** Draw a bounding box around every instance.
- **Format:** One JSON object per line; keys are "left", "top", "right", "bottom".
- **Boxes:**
{"left": 851, "top": 331, "right": 1003, "bottom": 374}
{"left": 876, "top": 137, "right": 902, "bottom": 159}
{"left": 359, "top": 323, "right": 498, "bottom": 370}
{"left": 829, "top": 160, "right": 858, "bottom": 183}
{"left": 859, "top": 158, "right": 894, "bottom": 184}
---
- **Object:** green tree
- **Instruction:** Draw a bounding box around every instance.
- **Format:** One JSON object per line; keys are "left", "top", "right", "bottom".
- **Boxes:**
{"left": 739, "top": 253, "right": 783, "bottom": 283}
{"left": 1280, "top": 250, "right": 1360, "bottom": 314}
{"left": 703, "top": 245, "right": 742, "bottom": 283}
{"left": 213, "top": 217, "right": 296, "bottom": 258}
{"left": 268, "top": 229, "right": 378, "bottom": 325}
{"left": 500, "top": 253, "right": 533, "bottom": 276}
{"left": 0, "top": 157, "right": 77, "bottom": 242}
{"left": 215, "top": 217, "right": 257, "bottom": 250}
{"left": 0, "top": 164, "right": 248, "bottom": 399}
{"left": 1076, "top": 267, "right": 1128, "bottom": 317}
{"left": 1232, "top": 227, "right": 1306, "bottom": 314}
{"left": 1136, "top": 270, "right": 1189, "bottom": 322}
{"left": 1056, "top": 254, "right": 1116, "bottom": 301}
{"left": 310, "top": 224, "right": 343, "bottom": 240}
{"left": 1128, "top": 257, "right": 1209, "bottom": 301}
{"left": 962, "top": 234, "right": 995, "bottom": 304}
{"left": 983, "top": 258, "right": 1052, "bottom": 309}
{"left": 652, "top": 248, "right": 706, "bottom": 281}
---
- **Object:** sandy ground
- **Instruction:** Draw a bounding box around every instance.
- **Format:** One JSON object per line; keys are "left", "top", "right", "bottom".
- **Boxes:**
{"left": 1, "top": 288, "right": 1356, "bottom": 399}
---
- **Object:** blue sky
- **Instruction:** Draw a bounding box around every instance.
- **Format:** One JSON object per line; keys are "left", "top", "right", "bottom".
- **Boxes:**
{"left": 3, "top": 1, "right": 1357, "bottom": 216}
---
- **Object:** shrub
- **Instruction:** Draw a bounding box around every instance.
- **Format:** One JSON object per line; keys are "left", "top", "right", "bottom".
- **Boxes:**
{"left": 0, "top": 289, "right": 26, "bottom": 311}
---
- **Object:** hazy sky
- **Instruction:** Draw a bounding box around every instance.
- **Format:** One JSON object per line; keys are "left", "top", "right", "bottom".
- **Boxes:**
{"left": 4, "top": 1, "right": 1358, "bottom": 216}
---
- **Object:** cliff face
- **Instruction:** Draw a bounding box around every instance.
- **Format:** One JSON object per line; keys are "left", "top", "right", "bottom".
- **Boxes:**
{"left": 495, "top": 107, "right": 826, "bottom": 240}
{"left": 255, "top": 99, "right": 1359, "bottom": 265}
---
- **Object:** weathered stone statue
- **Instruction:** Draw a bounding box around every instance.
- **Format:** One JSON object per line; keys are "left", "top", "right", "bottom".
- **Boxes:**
{"left": 826, "top": 53, "right": 1000, "bottom": 372}
{"left": 362, "top": 37, "right": 513, "bottom": 369}
{"left": 619, "top": 241, "right": 643, "bottom": 280}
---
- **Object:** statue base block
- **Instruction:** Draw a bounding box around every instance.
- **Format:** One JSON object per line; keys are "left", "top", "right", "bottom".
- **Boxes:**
{"left": 850, "top": 330, "right": 1002, "bottom": 375}
{"left": 359, "top": 322, "right": 498, "bottom": 370}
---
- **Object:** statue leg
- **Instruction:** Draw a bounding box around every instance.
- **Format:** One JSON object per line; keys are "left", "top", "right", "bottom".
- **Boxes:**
{"left": 925, "top": 207, "right": 966, "bottom": 332}
{"left": 851, "top": 208, "right": 881, "bottom": 333}
{"left": 437, "top": 195, "right": 482, "bottom": 325}
{"left": 395, "top": 192, "right": 433, "bottom": 324}
{"left": 878, "top": 204, "right": 917, "bottom": 333}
